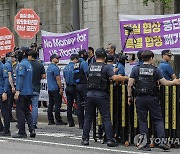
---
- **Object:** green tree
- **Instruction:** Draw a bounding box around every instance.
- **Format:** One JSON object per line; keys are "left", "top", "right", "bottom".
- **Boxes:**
{"left": 143, "top": 0, "right": 172, "bottom": 8}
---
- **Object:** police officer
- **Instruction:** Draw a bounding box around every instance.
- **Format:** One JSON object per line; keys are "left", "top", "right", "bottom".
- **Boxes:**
{"left": 128, "top": 50, "right": 180, "bottom": 151}
{"left": 158, "top": 50, "right": 177, "bottom": 80}
{"left": 47, "top": 54, "right": 67, "bottom": 125}
{"left": 13, "top": 47, "right": 36, "bottom": 138}
{"left": 0, "top": 56, "right": 10, "bottom": 136}
{"left": 63, "top": 54, "right": 78, "bottom": 127}
{"left": 74, "top": 49, "right": 88, "bottom": 129}
{"left": 81, "top": 48, "right": 128, "bottom": 147}
{"left": 4, "top": 52, "right": 16, "bottom": 122}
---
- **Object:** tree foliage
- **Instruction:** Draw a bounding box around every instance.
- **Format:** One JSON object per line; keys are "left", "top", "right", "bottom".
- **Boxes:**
{"left": 143, "top": 0, "right": 172, "bottom": 8}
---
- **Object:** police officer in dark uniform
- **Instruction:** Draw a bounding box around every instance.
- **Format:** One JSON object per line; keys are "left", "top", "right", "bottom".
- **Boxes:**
{"left": 13, "top": 47, "right": 36, "bottom": 138}
{"left": 63, "top": 54, "right": 79, "bottom": 127}
{"left": 0, "top": 57, "right": 10, "bottom": 136}
{"left": 128, "top": 50, "right": 180, "bottom": 151}
{"left": 81, "top": 48, "right": 128, "bottom": 147}
{"left": 74, "top": 49, "right": 88, "bottom": 129}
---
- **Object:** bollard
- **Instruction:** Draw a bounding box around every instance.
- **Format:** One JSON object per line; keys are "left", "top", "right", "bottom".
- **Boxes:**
{"left": 121, "top": 83, "right": 126, "bottom": 143}
{"left": 172, "top": 86, "right": 177, "bottom": 139}
{"left": 110, "top": 82, "right": 114, "bottom": 124}
{"left": 165, "top": 86, "right": 169, "bottom": 138}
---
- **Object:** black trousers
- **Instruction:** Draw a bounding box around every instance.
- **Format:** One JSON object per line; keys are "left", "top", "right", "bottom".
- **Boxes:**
{"left": 76, "top": 84, "right": 87, "bottom": 127}
{"left": 65, "top": 86, "right": 76, "bottom": 124}
{"left": 48, "top": 90, "right": 62, "bottom": 123}
{"left": 0, "top": 95, "right": 10, "bottom": 133}
{"left": 136, "top": 95, "right": 165, "bottom": 141}
{"left": 16, "top": 95, "right": 34, "bottom": 135}
{"left": 83, "top": 94, "right": 114, "bottom": 141}
{"left": 7, "top": 92, "right": 15, "bottom": 120}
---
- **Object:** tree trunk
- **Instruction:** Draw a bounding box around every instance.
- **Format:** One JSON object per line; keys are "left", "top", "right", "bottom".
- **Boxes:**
{"left": 174, "top": 0, "right": 180, "bottom": 77}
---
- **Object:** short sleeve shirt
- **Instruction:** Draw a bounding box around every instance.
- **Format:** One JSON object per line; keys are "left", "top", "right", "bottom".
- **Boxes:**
{"left": 130, "top": 64, "right": 163, "bottom": 81}
{"left": 47, "top": 63, "right": 60, "bottom": 91}
{"left": 158, "top": 61, "right": 174, "bottom": 80}
{"left": 30, "top": 60, "right": 45, "bottom": 92}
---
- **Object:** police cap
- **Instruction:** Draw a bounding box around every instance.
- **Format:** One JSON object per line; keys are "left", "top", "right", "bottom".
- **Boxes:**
{"left": 78, "top": 49, "right": 86, "bottom": 56}
{"left": 70, "top": 54, "right": 78, "bottom": 60}
{"left": 161, "top": 50, "right": 173, "bottom": 56}
{"left": 50, "top": 54, "right": 61, "bottom": 61}
{"left": 106, "top": 55, "right": 114, "bottom": 62}
{"left": 95, "top": 48, "right": 107, "bottom": 58}
{"left": 6, "top": 52, "right": 12, "bottom": 57}
{"left": 20, "top": 46, "right": 30, "bottom": 54}
{"left": 137, "top": 50, "right": 143, "bottom": 60}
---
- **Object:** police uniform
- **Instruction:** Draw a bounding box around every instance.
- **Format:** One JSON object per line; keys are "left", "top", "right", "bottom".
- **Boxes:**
{"left": 130, "top": 64, "right": 165, "bottom": 144}
{"left": 74, "top": 57, "right": 88, "bottom": 128}
{"left": 81, "top": 49, "right": 117, "bottom": 147}
{"left": 14, "top": 57, "right": 35, "bottom": 138}
{"left": 0, "top": 61, "right": 10, "bottom": 135}
{"left": 47, "top": 63, "right": 66, "bottom": 125}
{"left": 63, "top": 61, "right": 77, "bottom": 127}
{"left": 4, "top": 59, "right": 15, "bottom": 121}
{"left": 158, "top": 60, "right": 175, "bottom": 80}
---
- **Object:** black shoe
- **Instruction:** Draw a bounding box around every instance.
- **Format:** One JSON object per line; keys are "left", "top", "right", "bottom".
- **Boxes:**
{"left": 79, "top": 125, "right": 83, "bottom": 129}
{"left": 12, "top": 133, "right": 27, "bottom": 138}
{"left": 0, "top": 131, "right": 11, "bottom": 137}
{"left": 11, "top": 118, "right": 17, "bottom": 122}
{"left": 69, "top": 123, "right": 75, "bottom": 127}
{"left": 81, "top": 139, "right": 89, "bottom": 146}
{"left": 60, "top": 109, "right": 67, "bottom": 112}
{"left": 107, "top": 140, "right": 118, "bottom": 147}
{"left": 138, "top": 145, "right": 151, "bottom": 151}
{"left": 16, "top": 124, "right": 19, "bottom": 129}
{"left": 48, "top": 121, "right": 55, "bottom": 125}
{"left": 159, "top": 143, "right": 170, "bottom": 151}
{"left": 33, "top": 125, "right": 38, "bottom": 129}
{"left": 30, "top": 130, "right": 36, "bottom": 138}
{"left": 43, "top": 101, "right": 48, "bottom": 108}
{"left": 56, "top": 121, "right": 67, "bottom": 125}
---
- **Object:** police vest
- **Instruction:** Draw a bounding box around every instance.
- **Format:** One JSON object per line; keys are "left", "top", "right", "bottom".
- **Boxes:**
{"left": 135, "top": 64, "right": 158, "bottom": 96}
{"left": 74, "top": 61, "right": 87, "bottom": 84}
{"left": 87, "top": 63, "right": 107, "bottom": 91}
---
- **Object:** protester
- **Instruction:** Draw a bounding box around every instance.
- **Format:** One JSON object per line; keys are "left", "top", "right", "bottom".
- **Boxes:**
{"left": 28, "top": 50, "right": 46, "bottom": 129}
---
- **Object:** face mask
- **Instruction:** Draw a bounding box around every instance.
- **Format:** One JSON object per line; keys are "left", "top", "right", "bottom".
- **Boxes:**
{"left": 17, "top": 53, "right": 23, "bottom": 62}
{"left": 6, "top": 57, "right": 12, "bottom": 62}
{"left": 83, "top": 54, "right": 88, "bottom": 61}
{"left": 1, "top": 58, "right": 5, "bottom": 64}
{"left": 127, "top": 55, "right": 132, "bottom": 61}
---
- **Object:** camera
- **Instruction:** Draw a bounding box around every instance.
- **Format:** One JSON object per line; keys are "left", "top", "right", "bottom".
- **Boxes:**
{"left": 124, "top": 26, "right": 133, "bottom": 32}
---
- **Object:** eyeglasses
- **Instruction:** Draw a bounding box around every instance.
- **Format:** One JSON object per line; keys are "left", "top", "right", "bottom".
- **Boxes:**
{"left": 165, "top": 54, "right": 172, "bottom": 57}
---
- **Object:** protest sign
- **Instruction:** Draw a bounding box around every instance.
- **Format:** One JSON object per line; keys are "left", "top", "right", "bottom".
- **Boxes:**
{"left": 119, "top": 14, "right": 180, "bottom": 54}
{"left": 0, "top": 27, "right": 15, "bottom": 56}
{"left": 41, "top": 28, "right": 88, "bottom": 63}
{"left": 14, "top": 8, "right": 40, "bottom": 39}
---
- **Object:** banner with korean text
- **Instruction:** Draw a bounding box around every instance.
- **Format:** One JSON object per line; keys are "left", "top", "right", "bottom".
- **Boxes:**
{"left": 41, "top": 28, "right": 89, "bottom": 63}
{"left": 119, "top": 14, "right": 180, "bottom": 54}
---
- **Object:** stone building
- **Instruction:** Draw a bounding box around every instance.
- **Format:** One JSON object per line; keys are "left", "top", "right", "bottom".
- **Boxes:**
{"left": 0, "top": 0, "right": 172, "bottom": 50}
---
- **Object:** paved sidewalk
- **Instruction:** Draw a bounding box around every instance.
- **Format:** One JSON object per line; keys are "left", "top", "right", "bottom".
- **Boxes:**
{"left": 12, "top": 103, "right": 79, "bottom": 124}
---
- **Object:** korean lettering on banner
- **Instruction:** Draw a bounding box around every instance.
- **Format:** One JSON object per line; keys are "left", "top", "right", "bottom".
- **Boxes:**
{"left": 120, "top": 14, "right": 180, "bottom": 53}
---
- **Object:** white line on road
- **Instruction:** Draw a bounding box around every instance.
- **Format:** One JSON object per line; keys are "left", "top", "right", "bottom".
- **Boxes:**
{"left": 0, "top": 139, "right": 8, "bottom": 142}
{"left": 0, "top": 137, "right": 147, "bottom": 154}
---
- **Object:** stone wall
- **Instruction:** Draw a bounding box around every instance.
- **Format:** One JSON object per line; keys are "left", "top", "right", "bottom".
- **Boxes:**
{"left": 0, "top": 0, "right": 169, "bottom": 50}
